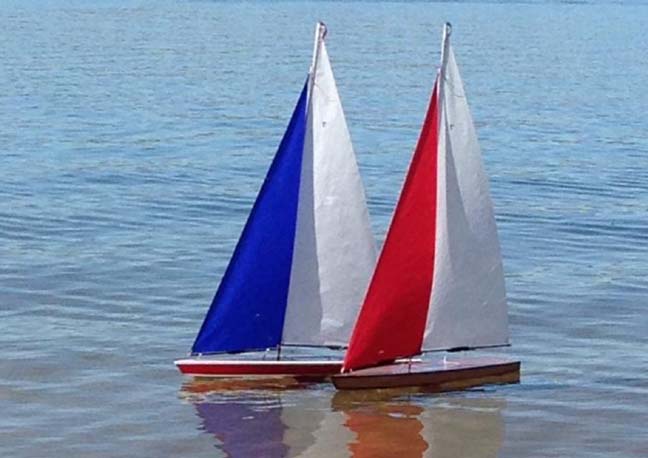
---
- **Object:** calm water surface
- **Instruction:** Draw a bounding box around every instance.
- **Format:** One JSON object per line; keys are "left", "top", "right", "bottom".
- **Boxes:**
{"left": 2, "top": 1, "right": 648, "bottom": 457}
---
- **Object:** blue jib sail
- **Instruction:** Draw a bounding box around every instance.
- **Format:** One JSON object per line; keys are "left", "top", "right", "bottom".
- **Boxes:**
{"left": 192, "top": 82, "right": 308, "bottom": 354}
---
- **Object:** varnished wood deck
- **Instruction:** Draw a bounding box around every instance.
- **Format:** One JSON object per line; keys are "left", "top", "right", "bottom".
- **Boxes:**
{"left": 332, "top": 357, "right": 520, "bottom": 391}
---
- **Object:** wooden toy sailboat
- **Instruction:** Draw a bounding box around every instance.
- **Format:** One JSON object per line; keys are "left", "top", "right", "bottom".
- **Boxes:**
{"left": 176, "top": 23, "right": 377, "bottom": 378}
{"left": 332, "top": 23, "right": 520, "bottom": 391}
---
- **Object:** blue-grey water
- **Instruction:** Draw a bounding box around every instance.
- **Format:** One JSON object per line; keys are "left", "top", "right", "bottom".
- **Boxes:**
{"left": 2, "top": 1, "right": 648, "bottom": 457}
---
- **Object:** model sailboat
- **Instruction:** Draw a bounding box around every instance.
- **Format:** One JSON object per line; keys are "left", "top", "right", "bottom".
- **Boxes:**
{"left": 333, "top": 24, "right": 520, "bottom": 390}
{"left": 176, "top": 23, "right": 377, "bottom": 378}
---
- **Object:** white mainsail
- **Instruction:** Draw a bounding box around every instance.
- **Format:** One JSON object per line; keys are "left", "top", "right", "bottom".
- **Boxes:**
{"left": 283, "top": 24, "right": 378, "bottom": 346}
{"left": 423, "top": 25, "right": 509, "bottom": 351}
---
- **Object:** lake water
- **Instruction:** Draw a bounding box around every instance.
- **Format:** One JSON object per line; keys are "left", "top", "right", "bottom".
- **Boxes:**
{"left": 2, "top": 1, "right": 648, "bottom": 457}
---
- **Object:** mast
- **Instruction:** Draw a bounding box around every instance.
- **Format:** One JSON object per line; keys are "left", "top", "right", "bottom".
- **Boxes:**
{"left": 440, "top": 22, "right": 451, "bottom": 78}
{"left": 275, "top": 22, "right": 326, "bottom": 362}
{"left": 422, "top": 23, "right": 509, "bottom": 351}
{"left": 281, "top": 22, "right": 378, "bottom": 348}
{"left": 308, "top": 22, "right": 327, "bottom": 98}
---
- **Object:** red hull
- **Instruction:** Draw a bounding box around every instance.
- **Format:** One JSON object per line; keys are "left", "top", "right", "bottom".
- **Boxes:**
{"left": 175, "top": 358, "right": 343, "bottom": 379}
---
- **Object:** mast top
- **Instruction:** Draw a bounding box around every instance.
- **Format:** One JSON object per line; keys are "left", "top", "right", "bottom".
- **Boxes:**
{"left": 309, "top": 22, "right": 328, "bottom": 79}
{"left": 317, "top": 21, "right": 328, "bottom": 40}
{"left": 440, "top": 22, "right": 452, "bottom": 72}
{"left": 443, "top": 22, "right": 452, "bottom": 37}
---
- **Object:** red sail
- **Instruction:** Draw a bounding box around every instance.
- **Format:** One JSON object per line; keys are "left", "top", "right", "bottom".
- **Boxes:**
{"left": 343, "top": 78, "right": 440, "bottom": 371}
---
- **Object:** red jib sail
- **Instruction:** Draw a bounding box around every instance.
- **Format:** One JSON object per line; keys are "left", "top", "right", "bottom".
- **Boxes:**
{"left": 343, "top": 78, "right": 440, "bottom": 371}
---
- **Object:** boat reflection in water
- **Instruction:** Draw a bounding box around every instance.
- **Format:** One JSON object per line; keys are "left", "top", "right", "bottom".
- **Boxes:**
{"left": 332, "top": 392, "right": 427, "bottom": 457}
{"left": 332, "top": 390, "right": 505, "bottom": 458}
{"left": 181, "top": 380, "right": 504, "bottom": 457}
{"left": 181, "top": 379, "right": 350, "bottom": 458}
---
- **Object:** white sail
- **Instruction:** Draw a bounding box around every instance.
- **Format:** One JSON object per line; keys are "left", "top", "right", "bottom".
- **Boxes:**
{"left": 283, "top": 24, "right": 378, "bottom": 346}
{"left": 423, "top": 27, "right": 509, "bottom": 350}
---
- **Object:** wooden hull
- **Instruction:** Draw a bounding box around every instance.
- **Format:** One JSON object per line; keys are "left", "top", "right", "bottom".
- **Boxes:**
{"left": 175, "top": 358, "right": 342, "bottom": 380}
{"left": 332, "top": 357, "right": 520, "bottom": 391}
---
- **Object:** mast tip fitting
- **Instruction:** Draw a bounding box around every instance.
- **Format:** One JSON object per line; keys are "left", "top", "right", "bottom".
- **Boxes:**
{"left": 318, "top": 21, "right": 328, "bottom": 39}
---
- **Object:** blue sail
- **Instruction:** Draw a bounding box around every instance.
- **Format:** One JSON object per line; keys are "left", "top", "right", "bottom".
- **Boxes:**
{"left": 192, "top": 82, "right": 308, "bottom": 354}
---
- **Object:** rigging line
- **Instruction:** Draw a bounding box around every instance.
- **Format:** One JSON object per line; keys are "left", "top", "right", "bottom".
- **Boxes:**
{"left": 281, "top": 343, "right": 347, "bottom": 350}
{"left": 421, "top": 343, "right": 511, "bottom": 354}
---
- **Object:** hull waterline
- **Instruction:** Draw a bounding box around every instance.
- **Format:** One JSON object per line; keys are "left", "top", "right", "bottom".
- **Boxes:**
{"left": 175, "top": 358, "right": 343, "bottom": 379}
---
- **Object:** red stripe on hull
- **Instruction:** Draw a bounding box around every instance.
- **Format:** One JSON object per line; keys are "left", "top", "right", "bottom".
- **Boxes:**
{"left": 343, "top": 79, "right": 441, "bottom": 371}
{"left": 176, "top": 361, "right": 342, "bottom": 377}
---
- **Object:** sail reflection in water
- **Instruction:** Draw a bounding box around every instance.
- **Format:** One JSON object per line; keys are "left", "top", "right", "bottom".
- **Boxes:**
{"left": 195, "top": 397, "right": 287, "bottom": 458}
{"left": 333, "top": 396, "right": 427, "bottom": 457}
{"left": 418, "top": 398, "right": 505, "bottom": 458}
{"left": 333, "top": 392, "right": 506, "bottom": 458}
{"left": 182, "top": 380, "right": 349, "bottom": 458}
{"left": 182, "top": 381, "right": 505, "bottom": 458}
